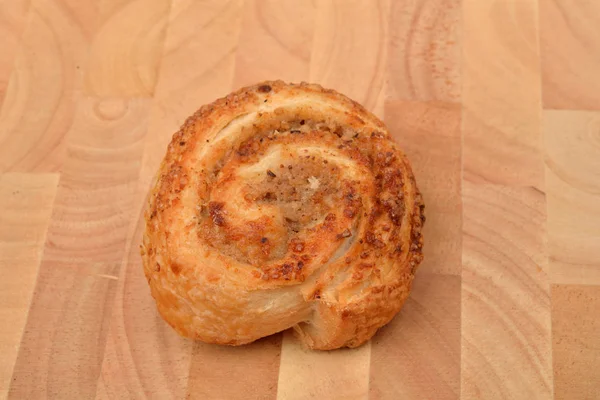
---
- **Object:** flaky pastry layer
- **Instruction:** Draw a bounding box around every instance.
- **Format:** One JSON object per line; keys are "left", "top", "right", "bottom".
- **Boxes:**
{"left": 142, "top": 81, "right": 424, "bottom": 350}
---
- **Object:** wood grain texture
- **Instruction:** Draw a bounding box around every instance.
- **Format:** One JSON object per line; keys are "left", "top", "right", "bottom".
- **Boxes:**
{"left": 310, "top": 0, "right": 389, "bottom": 118}
{"left": 462, "top": 185, "right": 553, "bottom": 399}
{"left": 387, "top": 0, "right": 460, "bottom": 103}
{"left": 544, "top": 110, "right": 600, "bottom": 285}
{"left": 540, "top": 0, "right": 600, "bottom": 111}
{"left": 462, "top": 0, "right": 544, "bottom": 187}
{"left": 278, "top": 331, "right": 370, "bottom": 400}
{"left": 0, "top": 173, "right": 58, "bottom": 399}
{"left": 95, "top": 209, "right": 194, "bottom": 399}
{"left": 1, "top": 0, "right": 599, "bottom": 398}
{"left": 233, "top": 0, "right": 315, "bottom": 87}
{"left": 551, "top": 284, "right": 600, "bottom": 400}
{"left": 8, "top": 98, "right": 149, "bottom": 399}
{"left": 84, "top": 0, "right": 171, "bottom": 97}
{"left": 0, "top": 0, "right": 31, "bottom": 109}
{"left": 370, "top": 274, "right": 461, "bottom": 399}
{"left": 0, "top": 0, "right": 91, "bottom": 172}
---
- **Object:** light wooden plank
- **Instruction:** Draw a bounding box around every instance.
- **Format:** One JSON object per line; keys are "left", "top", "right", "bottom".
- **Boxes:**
{"left": 544, "top": 110, "right": 600, "bottom": 285}
{"left": 385, "top": 101, "right": 461, "bottom": 275}
{"left": 83, "top": 0, "right": 171, "bottom": 97}
{"left": 462, "top": 0, "right": 543, "bottom": 186}
{"left": 369, "top": 274, "right": 460, "bottom": 399}
{"left": 0, "top": 173, "right": 58, "bottom": 400}
{"left": 0, "top": 0, "right": 94, "bottom": 172}
{"left": 8, "top": 98, "right": 149, "bottom": 399}
{"left": 386, "top": 0, "right": 460, "bottom": 103}
{"left": 0, "top": 0, "right": 31, "bottom": 109}
{"left": 461, "top": 184, "right": 553, "bottom": 399}
{"left": 540, "top": 0, "right": 600, "bottom": 110}
{"left": 551, "top": 284, "right": 600, "bottom": 400}
{"left": 233, "top": 0, "right": 315, "bottom": 87}
{"left": 277, "top": 331, "right": 370, "bottom": 400}
{"left": 309, "top": 0, "right": 390, "bottom": 119}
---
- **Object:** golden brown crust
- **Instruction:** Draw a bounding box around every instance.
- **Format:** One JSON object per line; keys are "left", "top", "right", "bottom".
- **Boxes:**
{"left": 141, "top": 81, "right": 424, "bottom": 350}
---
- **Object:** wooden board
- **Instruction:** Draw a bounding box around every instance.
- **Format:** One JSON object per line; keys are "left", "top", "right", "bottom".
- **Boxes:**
{"left": 1, "top": 0, "right": 599, "bottom": 399}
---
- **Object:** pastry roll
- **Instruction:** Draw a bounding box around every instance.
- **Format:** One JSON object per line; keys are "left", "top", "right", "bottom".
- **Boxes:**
{"left": 142, "top": 81, "right": 424, "bottom": 350}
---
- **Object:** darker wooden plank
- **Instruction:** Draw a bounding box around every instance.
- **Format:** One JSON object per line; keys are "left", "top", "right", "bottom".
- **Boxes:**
{"left": 0, "top": 173, "right": 58, "bottom": 397}
{"left": 369, "top": 274, "right": 461, "bottom": 399}
{"left": 186, "top": 335, "right": 282, "bottom": 400}
{"left": 9, "top": 261, "right": 121, "bottom": 399}
{"left": 551, "top": 284, "right": 600, "bottom": 400}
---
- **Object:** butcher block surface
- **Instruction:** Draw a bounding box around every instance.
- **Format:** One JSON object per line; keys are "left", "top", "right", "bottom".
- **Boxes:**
{"left": 1, "top": 0, "right": 600, "bottom": 399}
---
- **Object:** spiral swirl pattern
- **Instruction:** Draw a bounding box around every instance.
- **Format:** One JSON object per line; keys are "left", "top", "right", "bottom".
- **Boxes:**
{"left": 142, "top": 81, "right": 424, "bottom": 350}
